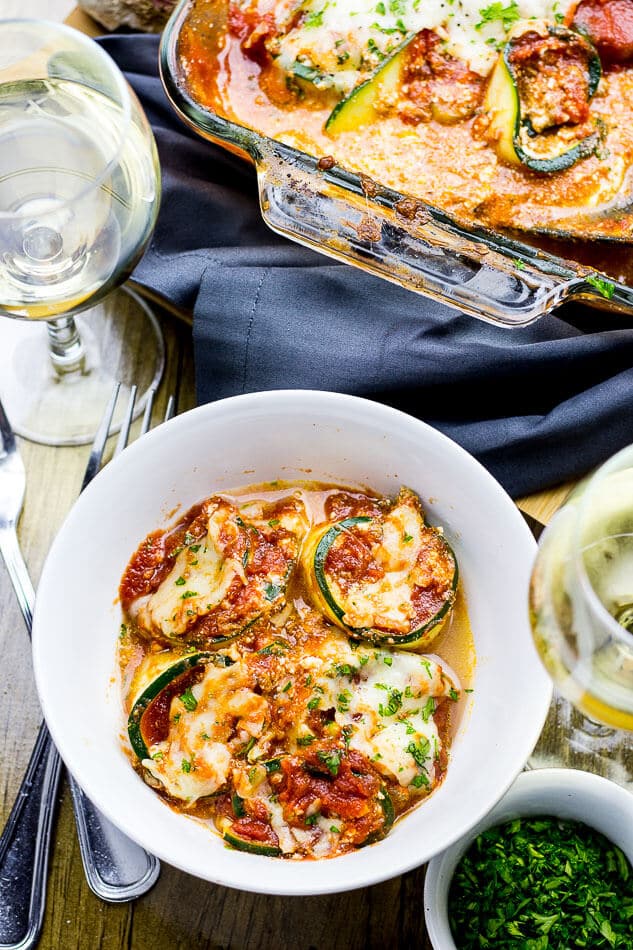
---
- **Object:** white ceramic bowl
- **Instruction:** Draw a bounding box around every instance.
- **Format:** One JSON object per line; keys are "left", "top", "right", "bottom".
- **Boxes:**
{"left": 424, "top": 767, "right": 633, "bottom": 949}
{"left": 32, "top": 390, "right": 552, "bottom": 895}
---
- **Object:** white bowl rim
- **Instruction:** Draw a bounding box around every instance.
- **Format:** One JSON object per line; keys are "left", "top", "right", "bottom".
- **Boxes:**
{"left": 424, "top": 767, "right": 633, "bottom": 949}
{"left": 32, "top": 388, "right": 553, "bottom": 895}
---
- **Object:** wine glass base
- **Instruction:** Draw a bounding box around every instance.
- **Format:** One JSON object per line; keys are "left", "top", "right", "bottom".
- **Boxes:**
{"left": 0, "top": 286, "right": 165, "bottom": 446}
{"left": 529, "top": 692, "right": 633, "bottom": 791}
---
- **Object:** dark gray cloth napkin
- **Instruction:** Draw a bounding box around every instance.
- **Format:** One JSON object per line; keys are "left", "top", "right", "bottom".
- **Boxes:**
{"left": 100, "top": 34, "right": 633, "bottom": 498}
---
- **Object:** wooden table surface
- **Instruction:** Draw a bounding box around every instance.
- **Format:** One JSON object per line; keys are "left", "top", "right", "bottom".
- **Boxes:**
{"left": 0, "top": 5, "right": 626, "bottom": 949}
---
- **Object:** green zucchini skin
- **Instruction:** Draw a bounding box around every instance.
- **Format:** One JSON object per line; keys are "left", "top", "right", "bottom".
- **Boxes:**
{"left": 313, "top": 516, "right": 372, "bottom": 623}
{"left": 486, "top": 24, "right": 602, "bottom": 174}
{"left": 325, "top": 34, "right": 415, "bottom": 134}
{"left": 223, "top": 829, "right": 282, "bottom": 856}
{"left": 311, "top": 517, "right": 458, "bottom": 648}
{"left": 363, "top": 786, "right": 395, "bottom": 845}
{"left": 128, "top": 651, "right": 229, "bottom": 760}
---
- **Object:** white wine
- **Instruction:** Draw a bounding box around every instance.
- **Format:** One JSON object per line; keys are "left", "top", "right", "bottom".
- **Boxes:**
{"left": 530, "top": 466, "right": 633, "bottom": 730}
{"left": 0, "top": 78, "right": 159, "bottom": 319}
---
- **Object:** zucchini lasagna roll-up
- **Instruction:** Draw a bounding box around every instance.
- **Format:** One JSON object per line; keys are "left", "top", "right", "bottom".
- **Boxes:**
{"left": 301, "top": 487, "right": 458, "bottom": 650}
{"left": 126, "top": 616, "right": 459, "bottom": 858}
{"left": 119, "top": 493, "right": 308, "bottom": 647}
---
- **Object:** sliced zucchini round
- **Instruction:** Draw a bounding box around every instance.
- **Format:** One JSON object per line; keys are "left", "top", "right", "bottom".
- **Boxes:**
{"left": 301, "top": 512, "right": 458, "bottom": 650}
{"left": 127, "top": 651, "right": 223, "bottom": 760}
{"left": 223, "top": 827, "right": 282, "bottom": 856}
{"left": 484, "top": 23, "right": 602, "bottom": 173}
{"left": 325, "top": 34, "right": 415, "bottom": 135}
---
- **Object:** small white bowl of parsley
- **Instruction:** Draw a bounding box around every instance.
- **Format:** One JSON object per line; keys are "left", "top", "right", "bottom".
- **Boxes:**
{"left": 424, "top": 768, "right": 633, "bottom": 949}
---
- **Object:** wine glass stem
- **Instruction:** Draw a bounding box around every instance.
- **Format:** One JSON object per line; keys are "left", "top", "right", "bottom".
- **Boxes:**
{"left": 46, "top": 316, "right": 87, "bottom": 376}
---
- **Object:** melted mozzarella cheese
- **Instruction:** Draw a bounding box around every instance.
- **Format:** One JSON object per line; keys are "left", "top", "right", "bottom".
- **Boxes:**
{"left": 143, "top": 660, "right": 270, "bottom": 803}
{"left": 270, "top": 0, "right": 576, "bottom": 94}
{"left": 131, "top": 506, "right": 238, "bottom": 638}
{"left": 328, "top": 495, "right": 426, "bottom": 631}
{"left": 298, "top": 632, "right": 457, "bottom": 790}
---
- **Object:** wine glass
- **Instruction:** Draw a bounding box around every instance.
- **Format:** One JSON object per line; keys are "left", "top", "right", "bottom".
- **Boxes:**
{"left": 0, "top": 20, "right": 164, "bottom": 445}
{"left": 529, "top": 443, "right": 633, "bottom": 787}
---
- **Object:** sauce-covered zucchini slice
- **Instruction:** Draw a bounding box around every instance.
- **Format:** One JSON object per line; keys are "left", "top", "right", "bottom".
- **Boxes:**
{"left": 484, "top": 22, "right": 602, "bottom": 173}
{"left": 124, "top": 495, "right": 308, "bottom": 647}
{"left": 128, "top": 651, "right": 217, "bottom": 760}
{"left": 223, "top": 825, "right": 282, "bottom": 856}
{"left": 301, "top": 488, "right": 457, "bottom": 649}
{"left": 325, "top": 35, "right": 415, "bottom": 134}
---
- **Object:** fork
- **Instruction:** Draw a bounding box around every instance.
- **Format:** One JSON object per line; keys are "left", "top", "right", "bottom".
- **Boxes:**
{"left": 0, "top": 385, "right": 173, "bottom": 949}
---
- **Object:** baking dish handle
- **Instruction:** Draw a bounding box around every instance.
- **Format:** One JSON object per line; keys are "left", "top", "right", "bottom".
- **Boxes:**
{"left": 254, "top": 139, "right": 631, "bottom": 328}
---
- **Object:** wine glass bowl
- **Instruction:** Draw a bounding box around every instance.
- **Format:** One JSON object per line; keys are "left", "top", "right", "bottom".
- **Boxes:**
{"left": 0, "top": 20, "right": 164, "bottom": 444}
{"left": 530, "top": 444, "right": 633, "bottom": 733}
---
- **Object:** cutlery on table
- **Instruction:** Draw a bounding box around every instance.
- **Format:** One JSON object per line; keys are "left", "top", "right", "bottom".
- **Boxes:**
{"left": 0, "top": 386, "right": 173, "bottom": 949}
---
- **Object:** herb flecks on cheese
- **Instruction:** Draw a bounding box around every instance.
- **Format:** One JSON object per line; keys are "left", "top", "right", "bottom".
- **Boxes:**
{"left": 257, "top": 0, "right": 578, "bottom": 94}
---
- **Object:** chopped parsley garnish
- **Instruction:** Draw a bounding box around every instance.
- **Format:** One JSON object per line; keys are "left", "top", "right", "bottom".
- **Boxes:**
{"left": 179, "top": 687, "right": 198, "bottom": 712}
{"left": 305, "top": 813, "right": 319, "bottom": 826}
{"left": 175, "top": 576, "right": 186, "bottom": 586}
{"left": 181, "top": 757, "right": 193, "bottom": 773}
{"left": 119, "top": 623, "right": 127, "bottom": 640}
{"left": 282, "top": 681, "right": 292, "bottom": 693}
{"left": 378, "top": 688, "right": 403, "bottom": 717}
{"left": 512, "top": 257, "right": 526, "bottom": 271}
{"left": 411, "top": 773, "right": 429, "bottom": 788}
{"left": 297, "top": 734, "right": 315, "bottom": 746}
{"left": 317, "top": 750, "right": 342, "bottom": 776}
{"left": 151, "top": 751, "right": 163, "bottom": 761}
{"left": 307, "top": 696, "right": 321, "bottom": 710}
{"left": 421, "top": 697, "right": 436, "bottom": 722}
{"left": 476, "top": 0, "right": 520, "bottom": 31}
{"left": 173, "top": 713, "right": 181, "bottom": 723}
{"left": 402, "top": 532, "right": 413, "bottom": 543}
{"left": 375, "top": 0, "right": 386, "bottom": 11}
{"left": 239, "top": 736, "right": 256, "bottom": 757}
{"left": 180, "top": 590, "right": 198, "bottom": 600}
{"left": 449, "top": 687, "right": 460, "bottom": 702}
{"left": 330, "top": 825, "right": 341, "bottom": 834}
{"left": 189, "top": 543, "right": 201, "bottom": 553}
{"left": 333, "top": 663, "right": 357, "bottom": 678}
{"left": 264, "top": 759, "right": 281, "bottom": 773}
{"left": 586, "top": 274, "right": 615, "bottom": 299}
{"left": 303, "top": 7, "right": 324, "bottom": 27}
{"left": 337, "top": 690, "right": 352, "bottom": 712}
{"left": 264, "top": 582, "right": 282, "bottom": 601}
{"left": 267, "top": 518, "right": 280, "bottom": 527}
{"left": 449, "top": 817, "right": 633, "bottom": 948}
{"left": 258, "top": 639, "right": 289, "bottom": 656}
{"left": 407, "top": 737, "right": 430, "bottom": 768}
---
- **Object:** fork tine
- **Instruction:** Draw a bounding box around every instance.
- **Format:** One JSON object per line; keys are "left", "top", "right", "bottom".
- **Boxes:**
{"left": 80, "top": 384, "right": 120, "bottom": 493}
{"left": 163, "top": 394, "right": 176, "bottom": 423}
{"left": 114, "top": 386, "right": 138, "bottom": 459}
{"left": 139, "top": 387, "right": 157, "bottom": 437}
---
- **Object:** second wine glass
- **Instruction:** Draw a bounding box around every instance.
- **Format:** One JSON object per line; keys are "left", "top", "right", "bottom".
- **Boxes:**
{"left": 529, "top": 443, "right": 633, "bottom": 787}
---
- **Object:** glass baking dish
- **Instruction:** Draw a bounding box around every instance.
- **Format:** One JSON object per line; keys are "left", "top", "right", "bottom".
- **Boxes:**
{"left": 160, "top": 0, "right": 633, "bottom": 328}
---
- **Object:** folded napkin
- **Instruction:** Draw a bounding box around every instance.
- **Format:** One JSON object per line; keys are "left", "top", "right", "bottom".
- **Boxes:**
{"left": 100, "top": 34, "right": 633, "bottom": 498}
